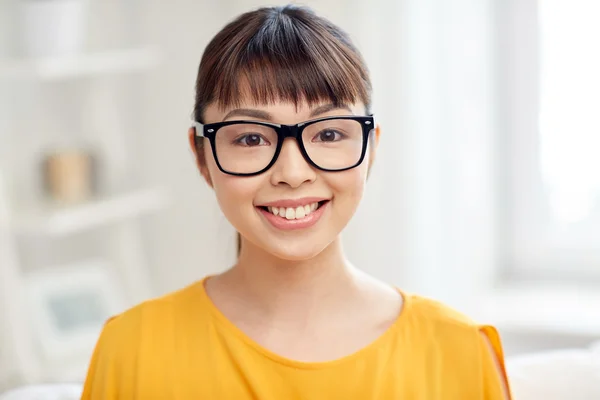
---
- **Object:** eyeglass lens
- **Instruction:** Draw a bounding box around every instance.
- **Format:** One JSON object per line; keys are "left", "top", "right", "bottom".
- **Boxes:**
{"left": 213, "top": 119, "right": 364, "bottom": 174}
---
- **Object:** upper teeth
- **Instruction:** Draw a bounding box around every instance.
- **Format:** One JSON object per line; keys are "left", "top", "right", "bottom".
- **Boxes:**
{"left": 268, "top": 202, "right": 319, "bottom": 220}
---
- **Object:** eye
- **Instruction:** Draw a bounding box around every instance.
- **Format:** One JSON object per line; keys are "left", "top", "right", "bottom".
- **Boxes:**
{"left": 313, "top": 129, "right": 344, "bottom": 142}
{"left": 235, "top": 134, "right": 270, "bottom": 147}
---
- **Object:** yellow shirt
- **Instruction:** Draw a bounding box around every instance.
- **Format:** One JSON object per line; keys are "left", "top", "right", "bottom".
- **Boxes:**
{"left": 81, "top": 277, "right": 511, "bottom": 399}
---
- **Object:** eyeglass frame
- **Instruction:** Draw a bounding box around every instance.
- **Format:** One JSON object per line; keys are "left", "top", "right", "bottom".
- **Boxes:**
{"left": 192, "top": 115, "right": 375, "bottom": 177}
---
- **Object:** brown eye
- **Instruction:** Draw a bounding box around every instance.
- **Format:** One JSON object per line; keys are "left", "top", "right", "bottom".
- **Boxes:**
{"left": 236, "top": 134, "right": 269, "bottom": 147}
{"left": 314, "top": 130, "right": 343, "bottom": 142}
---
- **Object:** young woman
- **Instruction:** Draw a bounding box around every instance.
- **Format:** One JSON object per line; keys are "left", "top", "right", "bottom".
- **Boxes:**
{"left": 82, "top": 5, "right": 511, "bottom": 399}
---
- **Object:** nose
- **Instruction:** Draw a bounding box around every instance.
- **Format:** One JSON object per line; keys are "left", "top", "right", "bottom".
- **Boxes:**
{"left": 269, "top": 138, "right": 317, "bottom": 188}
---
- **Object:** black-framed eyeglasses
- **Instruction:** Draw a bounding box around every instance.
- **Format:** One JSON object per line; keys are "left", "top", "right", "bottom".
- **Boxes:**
{"left": 192, "top": 115, "right": 375, "bottom": 176}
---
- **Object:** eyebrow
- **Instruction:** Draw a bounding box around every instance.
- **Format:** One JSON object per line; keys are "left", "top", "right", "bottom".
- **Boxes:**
{"left": 222, "top": 108, "right": 273, "bottom": 121}
{"left": 309, "top": 103, "right": 353, "bottom": 117}
{"left": 222, "top": 103, "right": 353, "bottom": 122}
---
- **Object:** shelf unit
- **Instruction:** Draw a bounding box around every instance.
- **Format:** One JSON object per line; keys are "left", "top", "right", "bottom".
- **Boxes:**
{"left": 13, "top": 186, "right": 168, "bottom": 236}
{"left": 0, "top": 3, "right": 166, "bottom": 389}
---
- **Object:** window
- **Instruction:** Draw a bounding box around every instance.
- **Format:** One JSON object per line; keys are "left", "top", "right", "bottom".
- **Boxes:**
{"left": 504, "top": 0, "right": 600, "bottom": 279}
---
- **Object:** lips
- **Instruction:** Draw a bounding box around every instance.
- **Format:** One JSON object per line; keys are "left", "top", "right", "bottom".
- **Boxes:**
{"left": 255, "top": 198, "right": 330, "bottom": 230}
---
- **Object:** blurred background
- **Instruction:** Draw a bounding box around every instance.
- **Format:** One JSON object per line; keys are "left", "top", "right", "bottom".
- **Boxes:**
{"left": 0, "top": 0, "right": 599, "bottom": 393}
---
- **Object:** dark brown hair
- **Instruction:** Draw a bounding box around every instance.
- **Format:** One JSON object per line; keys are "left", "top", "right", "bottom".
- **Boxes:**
{"left": 192, "top": 4, "right": 373, "bottom": 256}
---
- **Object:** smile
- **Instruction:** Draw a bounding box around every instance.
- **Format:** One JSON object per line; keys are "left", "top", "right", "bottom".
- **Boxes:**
{"left": 266, "top": 202, "right": 319, "bottom": 220}
{"left": 256, "top": 198, "right": 330, "bottom": 230}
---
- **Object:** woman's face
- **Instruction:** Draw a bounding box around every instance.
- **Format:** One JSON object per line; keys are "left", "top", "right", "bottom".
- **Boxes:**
{"left": 189, "top": 100, "right": 377, "bottom": 261}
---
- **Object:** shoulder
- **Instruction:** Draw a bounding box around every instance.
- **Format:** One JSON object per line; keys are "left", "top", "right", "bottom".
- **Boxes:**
{"left": 81, "top": 280, "right": 209, "bottom": 398}
{"left": 400, "top": 292, "right": 511, "bottom": 398}
{"left": 89, "top": 279, "right": 208, "bottom": 367}
{"left": 104, "top": 279, "right": 207, "bottom": 334}
{"left": 400, "top": 292, "right": 491, "bottom": 365}
{"left": 81, "top": 282, "right": 209, "bottom": 400}
{"left": 402, "top": 293, "right": 506, "bottom": 355}
{"left": 402, "top": 292, "right": 480, "bottom": 334}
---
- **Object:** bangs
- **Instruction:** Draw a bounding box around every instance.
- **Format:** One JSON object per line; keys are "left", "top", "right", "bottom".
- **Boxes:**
{"left": 195, "top": 5, "right": 372, "bottom": 119}
{"left": 215, "top": 28, "right": 370, "bottom": 109}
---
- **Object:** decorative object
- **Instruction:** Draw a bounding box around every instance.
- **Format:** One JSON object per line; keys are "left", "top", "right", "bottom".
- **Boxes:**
{"left": 20, "top": 0, "right": 89, "bottom": 58}
{"left": 23, "top": 259, "right": 125, "bottom": 364}
{"left": 41, "top": 148, "right": 96, "bottom": 204}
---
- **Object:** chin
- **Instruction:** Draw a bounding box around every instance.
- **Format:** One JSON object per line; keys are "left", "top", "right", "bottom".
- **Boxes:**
{"left": 262, "top": 238, "right": 333, "bottom": 262}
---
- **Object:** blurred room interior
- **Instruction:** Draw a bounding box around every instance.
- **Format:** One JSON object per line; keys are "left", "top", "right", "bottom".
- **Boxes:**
{"left": 0, "top": 0, "right": 599, "bottom": 395}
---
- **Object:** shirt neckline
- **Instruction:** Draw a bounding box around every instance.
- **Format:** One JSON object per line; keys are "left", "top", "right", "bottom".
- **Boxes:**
{"left": 195, "top": 275, "right": 411, "bottom": 370}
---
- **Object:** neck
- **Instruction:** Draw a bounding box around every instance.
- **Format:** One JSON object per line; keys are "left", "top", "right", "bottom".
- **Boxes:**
{"left": 223, "top": 236, "right": 359, "bottom": 327}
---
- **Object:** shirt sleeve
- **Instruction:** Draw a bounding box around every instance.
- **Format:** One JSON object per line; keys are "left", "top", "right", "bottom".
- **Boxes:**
{"left": 479, "top": 325, "right": 512, "bottom": 400}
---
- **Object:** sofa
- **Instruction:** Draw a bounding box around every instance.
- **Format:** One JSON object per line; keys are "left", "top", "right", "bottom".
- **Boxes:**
{"left": 505, "top": 341, "right": 600, "bottom": 399}
{"left": 2, "top": 342, "right": 600, "bottom": 399}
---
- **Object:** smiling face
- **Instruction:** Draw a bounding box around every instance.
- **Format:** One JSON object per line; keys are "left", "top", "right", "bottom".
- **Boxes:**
{"left": 189, "top": 6, "right": 376, "bottom": 260}
{"left": 189, "top": 100, "right": 375, "bottom": 261}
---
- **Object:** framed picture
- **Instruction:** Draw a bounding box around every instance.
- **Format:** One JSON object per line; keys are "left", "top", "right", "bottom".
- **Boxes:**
{"left": 24, "top": 259, "right": 126, "bottom": 364}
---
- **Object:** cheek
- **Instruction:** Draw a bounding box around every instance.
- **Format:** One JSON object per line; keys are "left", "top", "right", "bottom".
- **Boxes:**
{"left": 327, "top": 164, "right": 369, "bottom": 207}
{"left": 211, "top": 173, "right": 263, "bottom": 210}
{"left": 203, "top": 143, "right": 259, "bottom": 207}
{"left": 207, "top": 166, "right": 267, "bottom": 228}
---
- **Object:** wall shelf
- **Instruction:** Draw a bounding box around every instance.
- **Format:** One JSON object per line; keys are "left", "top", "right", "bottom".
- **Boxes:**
{"left": 0, "top": 47, "right": 161, "bottom": 81}
{"left": 13, "top": 187, "right": 169, "bottom": 236}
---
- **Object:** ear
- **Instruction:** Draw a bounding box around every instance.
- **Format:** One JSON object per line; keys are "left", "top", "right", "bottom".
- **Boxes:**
{"left": 374, "top": 123, "right": 381, "bottom": 146}
{"left": 188, "top": 127, "right": 213, "bottom": 188}
{"left": 367, "top": 123, "right": 381, "bottom": 174}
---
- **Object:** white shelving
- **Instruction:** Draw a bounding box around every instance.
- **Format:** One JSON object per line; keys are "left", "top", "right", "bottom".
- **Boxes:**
{"left": 0, "top": 47, "right": 161, "bottom": 80}
{"left": 0, "top": 2, "right": 166, "bottom": 389}
{"left": 14, "top": 187, "right": 169, "bottom": 236}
